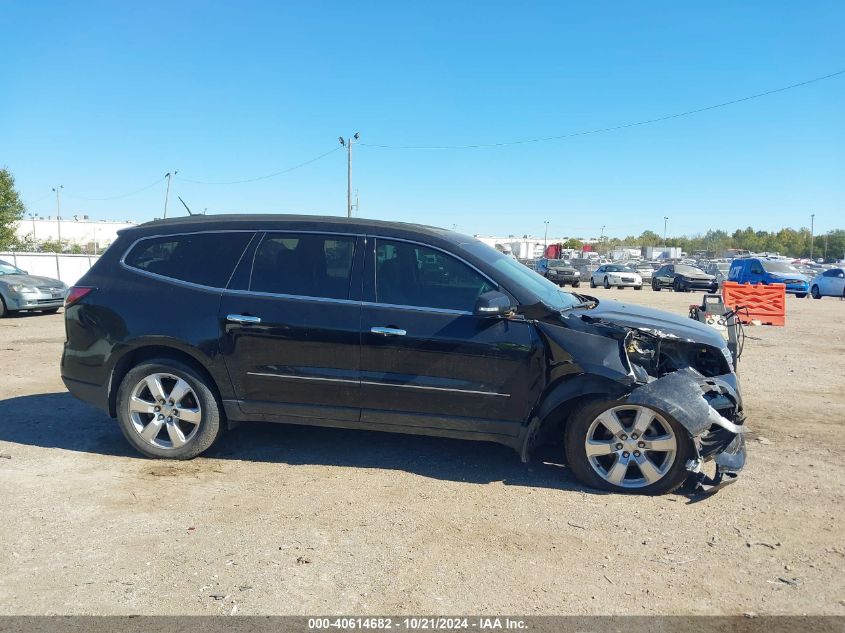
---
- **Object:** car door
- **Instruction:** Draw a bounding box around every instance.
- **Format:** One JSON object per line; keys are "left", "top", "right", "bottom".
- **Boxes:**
{"left": 358, "top": 236, "right": 540, "bottom": 439}
{"left": 748, "top": 260, "right": 766, "bottom": 284}
{"left": 219, "top": 231, "right": 364, "bottom": 422}
{"left": 593, "top": 266, "right": 604, "bottom": 285}
{"left": 656, "top": 265, "right": 672, "bottom": 286}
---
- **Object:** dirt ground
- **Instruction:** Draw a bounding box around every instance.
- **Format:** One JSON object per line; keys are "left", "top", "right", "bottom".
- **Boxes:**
{"left": 1, "top": 288, "right": 844, "bottom": 616}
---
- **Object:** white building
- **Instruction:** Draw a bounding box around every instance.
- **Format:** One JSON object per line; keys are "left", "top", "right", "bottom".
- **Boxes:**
{"left": 14, "top": 216, "right": 138, "bottom": 251}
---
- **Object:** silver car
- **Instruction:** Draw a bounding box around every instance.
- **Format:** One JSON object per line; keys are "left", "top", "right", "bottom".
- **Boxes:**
{"left": 809, "top": 267, "right": 845, "bottom": 299}
{"left": 0, "top": 259, "right": 68, "bottom": 317}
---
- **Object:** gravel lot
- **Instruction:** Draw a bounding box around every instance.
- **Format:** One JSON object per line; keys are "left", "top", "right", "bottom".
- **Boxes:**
{"left": 1, "top": 288, "right": 844, "bottom": 615}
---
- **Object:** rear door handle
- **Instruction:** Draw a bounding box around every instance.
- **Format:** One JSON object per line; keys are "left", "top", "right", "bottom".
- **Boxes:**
{"left": 370, "top": 326, "right": 406, "bottom": 336}
{"left": 227, "top": 314, "right": 262, "bottom": 325}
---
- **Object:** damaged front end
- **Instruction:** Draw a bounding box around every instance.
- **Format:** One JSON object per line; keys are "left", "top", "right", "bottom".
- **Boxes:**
{"left": 538, "top": 301, "right": 748, "bottom": 493}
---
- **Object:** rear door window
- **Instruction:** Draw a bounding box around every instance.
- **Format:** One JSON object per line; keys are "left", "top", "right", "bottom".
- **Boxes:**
{"left": 124, "top": 232, "right": 253, "bottom": 288}
{"left": 249, "top": 233, "right": 356, "bottom": 300}
{"left": 375, "top": 239, "right": 494, "bottom": 312}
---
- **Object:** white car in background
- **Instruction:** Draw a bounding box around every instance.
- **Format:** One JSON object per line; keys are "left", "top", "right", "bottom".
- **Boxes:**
{"left": 590, "top": 264, "right": 643, "bottom": 290}
{"left": 809, "top": 268, "right": 845, "bottom": 299}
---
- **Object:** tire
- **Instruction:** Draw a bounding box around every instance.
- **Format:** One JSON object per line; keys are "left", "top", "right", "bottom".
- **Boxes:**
{"left": 634, "top": 286, "right": 642, "bottom": 291}
{"left": 795, "top": 293, "right": 807, "bottom": 299}
{"left": 571, "top": 282, "right": 580, "bottom": 288}
{"left": 564, "top": 399, "right": 692, "bottom": 495}
{"left": 0, "top": 296, "right": 6, "bottom": 318}
{"left": 811, "top": 285, "right": 821, "bottom": 299}
{"left": 604, "top": 277, "right": 611, "bottom": 289}
{"left": 673, "top": 278, "right": 685, "bottom": 293}
{"left": 590, "top": 277, "right": 596, "bottom": 288}
{"left": 42, "top": 308, "right": 60, "bottom": 314}
{"left": 116, "top": 359, "right": 224, "bottom": 459}
{"left": 652, "top": 279, "right": 661, "bottom": 292}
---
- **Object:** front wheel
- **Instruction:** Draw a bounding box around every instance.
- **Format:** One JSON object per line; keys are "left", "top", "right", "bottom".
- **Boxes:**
{"left": 604, "top": 277, "right": 611, "bottom": 289}
{"left": 652, "top": 280, "right": 661, "bottom": 291}
{"left": 795, "top": 293, "right": 807, "bottom": 299}
{"left": 42, "top": 308, "right": 60, "bottom": 314}
{"left": 811, "top": 285, "right": 821, "bottom": 299}
{"left": 571, "top": 281, "right": 580, "bottom": 288}
{"left": 590, "top": 277, "right": 596, "bottom": 288}
{"left": 564, "top": 400, "right": 692, "bottom": 495}
{"left": 673, "top": 278, "right": 685, "bottom": 292}
{"left": 634, "top": 285, "right": 643, "bottom": 290}
{"left": 0, "top": 296, "right": 6, "bottom": 318}
{"left": 116, "top": 359, "right": 224, "bottom": 459}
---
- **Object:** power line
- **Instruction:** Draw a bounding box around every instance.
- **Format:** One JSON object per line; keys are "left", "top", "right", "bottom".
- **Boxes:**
{"left": 179, "top": 146, "right": 341, "bottom": 185}
{"left": 65, "top": 177, "right": 165, "bottom": 201}
{"left": 359, "top": 69, "right": 845, "bottom": 150}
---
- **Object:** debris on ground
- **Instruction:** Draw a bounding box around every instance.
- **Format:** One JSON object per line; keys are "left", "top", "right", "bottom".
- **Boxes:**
{"left": 296, "top": 556, "right": 312, "bottom": 564}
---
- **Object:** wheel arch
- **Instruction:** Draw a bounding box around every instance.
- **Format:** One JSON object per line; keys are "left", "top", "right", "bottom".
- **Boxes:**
{"left": 518, "top": 373, "right": 629, "bottom": 461}
{"left": 108, "top": 341, "right": 225, "bottom": 421}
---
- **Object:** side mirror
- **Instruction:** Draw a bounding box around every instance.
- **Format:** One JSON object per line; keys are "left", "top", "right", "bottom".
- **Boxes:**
{"left": 473, "top": 290, "right": 513, "bottom": 317}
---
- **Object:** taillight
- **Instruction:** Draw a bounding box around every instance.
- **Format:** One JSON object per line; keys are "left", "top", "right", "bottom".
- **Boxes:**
{"left": 65, "top": 286, "right": 94, "bottom": 307}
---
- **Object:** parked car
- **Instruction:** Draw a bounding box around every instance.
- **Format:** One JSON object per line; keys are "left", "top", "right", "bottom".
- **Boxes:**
{"left": 809, "top": 268, "right": 845, "bottom": 299}
{"left": 61, "top": 215, "right": 746, "bottom": 494}
{"left": 589, "top": 264, "right": 643, "bottom": 289}
{"left": 543, "top": 258, "right": 581, "bottom": 287}
{"left": 631, "top": 263, "right": 654, "bottom": 283}
{"left": 704, "top": 262, "right": 731, "bottom": 286}
{"left": 651, "top": 264, "right": 718, "bottom": 293}
{"left": 727, "top": 257, "right": 809, "bottom": 298}
{"left": 0, "top": 259, "right": 68, "bottom": 317}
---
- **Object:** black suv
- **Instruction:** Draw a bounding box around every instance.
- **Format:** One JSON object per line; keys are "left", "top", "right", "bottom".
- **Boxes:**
{"left": 61, "top": 215, "right": 746, "bottom": 494}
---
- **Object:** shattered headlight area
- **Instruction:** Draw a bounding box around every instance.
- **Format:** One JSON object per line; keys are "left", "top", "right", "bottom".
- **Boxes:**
{"left": 626, "top": 367, "right": 747, "bottom": 495}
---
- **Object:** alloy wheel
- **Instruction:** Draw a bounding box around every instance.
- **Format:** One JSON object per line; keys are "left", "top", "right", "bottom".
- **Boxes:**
{"left": 127, "top": 373, "right": 202, "bottom": 449}
{"left": 584, "top": 405, "right": 677, "bottom": 489}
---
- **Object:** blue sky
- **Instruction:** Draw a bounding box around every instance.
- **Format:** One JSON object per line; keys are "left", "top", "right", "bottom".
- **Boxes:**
{"left": 1, "top": 0, "right": 843, "bottom": 239}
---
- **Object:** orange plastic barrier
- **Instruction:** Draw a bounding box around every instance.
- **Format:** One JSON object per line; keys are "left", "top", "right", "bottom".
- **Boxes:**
{"left": 721, "top": 281, "right": 786, "bottom": 326}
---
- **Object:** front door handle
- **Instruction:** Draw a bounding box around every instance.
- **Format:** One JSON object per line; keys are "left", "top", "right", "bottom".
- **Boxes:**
{"left": 370, "top": 326, "right": 406, "bottom": 336}
{"left": 227, "top": 314, "right": 262, "bottom": 325}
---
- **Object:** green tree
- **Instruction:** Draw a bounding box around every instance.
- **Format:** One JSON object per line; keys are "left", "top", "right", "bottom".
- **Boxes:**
{"left": 0, "top": 168, "right": 26, "bottom": 250}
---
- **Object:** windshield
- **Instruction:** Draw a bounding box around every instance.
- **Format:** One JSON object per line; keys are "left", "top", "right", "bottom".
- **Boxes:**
{"left": 462, "top": 242, "right": 581, "bottom": 310}
{"left": 548, "top": 259, "right": 571, "bottom": 267}
{"left": 762, "top": 260, "right": 800, "bottom": 274}
{"left": 604, "top": 264, "right": 628, "bottom": 272}
{"left": 675, "top": 264, "right": 705, "bottom": 274}
{"left": 0, "top": 260, "right": 25, "bottom": 275}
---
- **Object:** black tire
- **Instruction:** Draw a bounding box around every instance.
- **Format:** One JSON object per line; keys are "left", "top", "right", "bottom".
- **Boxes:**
{"left": 652, "top": 279, "right": 661, "bottom": 291}
{"left": 571, "top": 281, "right": 580, "bottom": 288}
{"left": 116, "top": 359, "right": 224, "bottom": 460}
{"left": 795, "top": 293, "right": 807, "bottom": 299}
{"left": 590, "top": 277, "right": 596, "bottom": 288}
{"left": 811, "top": 285, "right": 821, "bottom": 299}
{"left": 604, "top": 277, "right": 611, "bottom": 289}
{"left": 42, "top": 308, "right": 60, "bottom": 314}
{"left": 673, "top": 278, "right": 684, "bottom": 292}
{"left": 564, "top": 399, "right": 692, "bottom": 495}
{"left": 0, "top": 296, "right": 6, "bottom": 318}
{"left": 634, "top": 285, "right": 643, "bottom": 290}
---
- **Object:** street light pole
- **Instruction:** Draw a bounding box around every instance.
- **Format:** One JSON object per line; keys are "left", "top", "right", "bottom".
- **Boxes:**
{"left": 339, "top": 133, "right": 359, "bottom": 218}
{"left": 809, "top": 213, "right": 815, "bottom": 260}
{"left": 663, "top": 216, "right": 668, "bottom": 245}
{"left": 163, "top": 171, "right": 177, "bottom": 219}
{"left": 29, "top": 213, "right": 37, "bottom": 247}
{"left": 52, "top": 186, "right": 64, "bottom": 250}
{"left": 544, "top": 220, "right": 549, "bottom": 250}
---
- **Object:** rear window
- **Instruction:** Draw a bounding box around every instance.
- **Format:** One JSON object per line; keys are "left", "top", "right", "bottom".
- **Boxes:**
{"left": 249, "top": 233, "right": 356, "bottom": 299}
{"left": 124, "top": 232, "right": 253, "bottom": 288}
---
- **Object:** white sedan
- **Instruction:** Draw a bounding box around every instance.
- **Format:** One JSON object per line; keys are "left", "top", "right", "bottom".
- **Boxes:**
{"left": 590, "top": 264, "right": 643, "bottom": 290}
{"left": 809, "top": 267, "right": 845, "bottom": 299}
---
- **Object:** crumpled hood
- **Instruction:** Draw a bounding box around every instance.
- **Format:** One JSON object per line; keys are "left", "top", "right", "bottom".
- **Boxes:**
{"left": 586, "top": 298, "right": 726, "bottom": 348}
{"left": 0, "top": 274, "right": 65, "bottom": 287}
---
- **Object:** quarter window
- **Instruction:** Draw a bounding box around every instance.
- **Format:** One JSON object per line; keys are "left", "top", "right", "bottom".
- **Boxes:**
{"left": 124, "top": 232, "right": 253, "bottom": 288}
{"left": 250, "top": 233, "right": 355, "bottom": 299}
{"left": 375, "top": 239, "right": 494, "bottom": 311}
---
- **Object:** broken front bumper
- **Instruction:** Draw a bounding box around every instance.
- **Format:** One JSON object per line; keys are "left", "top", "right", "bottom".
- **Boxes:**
{"left": 626, "top": 367, "right": 747, "bottom": 488}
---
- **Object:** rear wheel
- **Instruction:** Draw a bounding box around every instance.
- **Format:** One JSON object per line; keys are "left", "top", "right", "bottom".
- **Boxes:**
{"left": 590, "top": 277, "right": 596, "bottom": 288}
{"left": 811, "top": 285, "right": 821, "bottom": 299}
{"left": 564, "top": 400, "right": 691, "bottom": 495}
{"left": 42, "top": 308, "right": 60, "bottom": 314}
{"left": 116, "top": 359, "right": 224, "bottom": 459}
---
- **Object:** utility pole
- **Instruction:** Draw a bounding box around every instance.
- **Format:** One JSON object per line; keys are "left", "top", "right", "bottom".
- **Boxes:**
{"left": 663, "top": 216, "right": 669, "bottom": 245}
{"left": 29, "top": 213, "right": 37, "bottom": 247}
{"left": 544, "top": 221, "right": 549, "bottom": 249}
{"left": 809, "top": 213, "right": 815, "bottom": 260}
{"left": 163, "top": 171, "right": 177, "bottom": 219}
{"left": 824, "top": 232, "right": 828, "bottom": 261}
{"left": 339, "top": 133, "right": 359, "bottom": 218}
{"left": 52, "top": 186, "right": 64, "bottom": 250}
